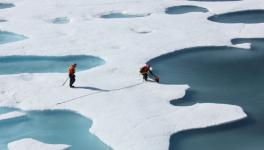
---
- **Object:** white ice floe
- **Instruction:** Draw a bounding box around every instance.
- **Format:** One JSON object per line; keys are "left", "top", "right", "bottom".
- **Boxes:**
{"left": 0, "top": 111, "right": 26, "bottom": 121}
{"left": 0, "top": 0, "right": 262, "bottom": 150}
{"left": 8, "top": 138, "right": 70, "bottom": 150}
{"left": 232, "top": 43, "right": 252, "bottom": 49}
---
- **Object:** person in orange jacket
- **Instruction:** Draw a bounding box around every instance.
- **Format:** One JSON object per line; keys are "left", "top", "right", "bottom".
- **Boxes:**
{"left": 140, "top": 64, "right": 151, "bottom": 81}
{"left": 140, "top": 64, "right": 160, "bottom": 82}
{"left": 68, "top": 63, "right": 77, "bottom": 88}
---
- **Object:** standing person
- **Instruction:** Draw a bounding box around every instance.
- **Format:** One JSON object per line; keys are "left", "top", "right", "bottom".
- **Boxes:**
{"left": 68, "top": 63, "right": 77, "bottom": 88}
{"left": 140, "top": 64, "right": 150, "bottom": 81}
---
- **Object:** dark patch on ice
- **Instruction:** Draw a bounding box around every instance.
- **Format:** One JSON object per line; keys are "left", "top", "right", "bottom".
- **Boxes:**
{"left": 52, "top": 17, "right": 70, "bottom": 24}
{"left": 130, "top": 28, "right": 152, "bottom": 34}
{"left": 0, "top": 31, "right": 27, "bottom": 45}
{"left": 74, "top": 86, "right": 109, "bottom": 92}
{"left": 100, "top": 12, "right": 150, "bottom": 19}
{"left": 165, "top": 5, "right": 208, "bottom": 14}
{"left": 0, "top": 3, "right": 14, "bottom": 9}
{"left": 231, "top": 38, "right": 264, "bottom": 46}
{"left": 208, "top": 10, "right": 264, "bottom": 24}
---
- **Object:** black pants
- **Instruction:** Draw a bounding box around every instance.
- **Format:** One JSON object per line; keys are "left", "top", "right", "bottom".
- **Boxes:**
{"left": 143, "top": 73, "right": 148, "bottom": 81}
{"left": 69, "top": 74, "right": 75, "bottom": 87}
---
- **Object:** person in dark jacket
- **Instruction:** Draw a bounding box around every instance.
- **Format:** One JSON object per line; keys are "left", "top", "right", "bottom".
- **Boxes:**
{"left": 68, "top": 63, "right": 77, "bottom": 88}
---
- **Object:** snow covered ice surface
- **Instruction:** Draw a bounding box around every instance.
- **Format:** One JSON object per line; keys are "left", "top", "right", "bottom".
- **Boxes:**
{"left": 0, "top": 0, "right": 263, "bottom": 150}
{"left": 8, "top": 138, "right": 70, "bottom": 150}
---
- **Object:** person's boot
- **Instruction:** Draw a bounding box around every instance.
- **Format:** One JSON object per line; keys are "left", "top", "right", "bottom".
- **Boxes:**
{"left": 143, "top": 74, "right": 148, "bottom": 81}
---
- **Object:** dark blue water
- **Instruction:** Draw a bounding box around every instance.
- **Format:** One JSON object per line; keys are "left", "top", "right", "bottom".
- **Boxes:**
{"left": 100, "top": 13, "right": 149, "bottom": 19}
{"left": 0, "top": 3, "right": 14, "bottom": 9}
{"left": 165, "top": 5, "right": 208, "bottom": 14}
{"left": 0, "top": 31, "right": 27, "bottom": 45}
{"left": 208, "top": 10, "right": 264, "bottom": 24}
{"left": 148, "top": 38, "right": 264, "bottom": 150}
{"left": 0, "top": 55, "right": 105, "bottom": 75}
{"left": 0, "top": 108, "right": 112, "bottom": 150}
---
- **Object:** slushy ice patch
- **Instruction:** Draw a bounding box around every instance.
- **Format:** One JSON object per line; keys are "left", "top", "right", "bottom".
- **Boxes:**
{"left": 165, "top": 5, "right": 208, "bottom": 14}
{"left": 0, "top": 55, "right": 105, "bottom": 75}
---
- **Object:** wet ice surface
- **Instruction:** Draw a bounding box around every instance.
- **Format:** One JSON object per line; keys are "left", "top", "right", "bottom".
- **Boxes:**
{"left": 208, "top": 10, "right": 264, "bottom": 24}
{"left": 0, "top": 108, "right": 112, "bottom": 150}
{"left": 0, "top": 107, "right": 20, "bottom": 115}
{"left": 100, "top": 12, "right": 149, "bottom": 19}
{"left": 0, "top": 55, "right": 105, "bottom": 75}
{"left": 165, "top": 5, "right": 208, "bottom": 14}
{"left": 52, "top": 17, "right": 70, "bottom": 24}
{"left": 0, "top": 3, "right": 14, "bottom": 9}
{"left": 0, "top": 31, "right": 27, "bottom": 45}
{"left": 148, "top": 38, "right": 264, "bottom": 150}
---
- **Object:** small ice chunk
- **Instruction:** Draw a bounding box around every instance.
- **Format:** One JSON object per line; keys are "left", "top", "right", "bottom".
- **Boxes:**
{"left": 233, "top": 43, "right": 251, "bottom": 49}
{"left": 8, "top": 138, "right": 70, "bottom": 150}
{"left": 0, "top": 111, "right": 26, "bottom": 121}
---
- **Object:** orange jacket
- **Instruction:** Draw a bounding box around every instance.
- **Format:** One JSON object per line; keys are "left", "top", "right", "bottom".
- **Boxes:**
{"left": 68, "top": 65, "right": 75, "bottom": 75}
{"left": 140, "top": 66, "right": 150, "bottom": 74}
